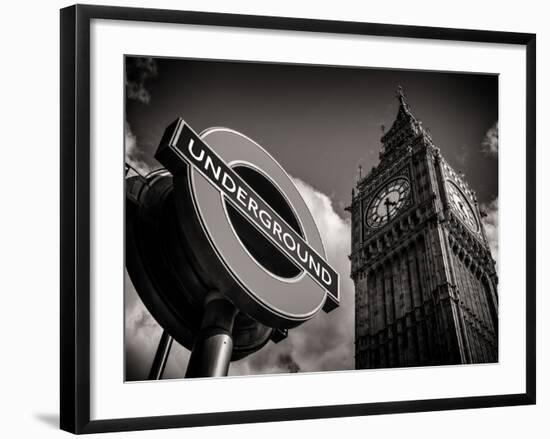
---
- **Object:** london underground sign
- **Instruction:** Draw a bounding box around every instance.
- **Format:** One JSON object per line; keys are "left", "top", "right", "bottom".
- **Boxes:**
{"left": 156, "top": 118, "right": 340, "bottom": 327}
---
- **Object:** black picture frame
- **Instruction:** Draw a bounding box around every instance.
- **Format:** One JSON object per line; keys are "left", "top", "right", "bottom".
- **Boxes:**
{"left": 60, "top": 4, "right": 536, "bottom": 434}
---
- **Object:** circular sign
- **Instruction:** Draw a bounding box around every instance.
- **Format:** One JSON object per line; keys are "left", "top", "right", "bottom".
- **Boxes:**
{"left": 171, "top": 128, "right": 330, "bottom": 328}
{"left": 125, "top": 169, "right": 276, "bottom": 360}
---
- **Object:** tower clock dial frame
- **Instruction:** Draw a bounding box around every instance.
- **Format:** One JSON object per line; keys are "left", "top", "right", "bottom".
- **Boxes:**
{"left": 445, "top": 180, "right": 479, "bottom": 232}
{"left": 365, "top": 177, "right": 411, "bottom": 229}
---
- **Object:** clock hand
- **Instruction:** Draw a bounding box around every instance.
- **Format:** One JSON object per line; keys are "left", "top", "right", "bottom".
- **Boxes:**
{"left": 383, "top": 197, "right": 397, "bottom": 224}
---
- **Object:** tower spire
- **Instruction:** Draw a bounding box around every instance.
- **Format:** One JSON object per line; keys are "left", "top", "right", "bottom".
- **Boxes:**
{"left": 379, "top": 86, "right": 417, "bottom": 157}
{"left": 395, "top": 85, "right": 409, "bottom": 111}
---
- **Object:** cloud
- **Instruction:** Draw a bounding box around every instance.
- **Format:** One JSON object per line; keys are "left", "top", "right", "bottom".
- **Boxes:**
{"left": 124, "top": 272, "right": 163, "bottom": 380}
{"left": 275, "top": 353, "right": 301, "bottom": 373}
{"left": 125, "top": 57, "right": 158, "bottom": 104}
{"left": 125, "top": 121, "right": 151, "bottom": 175}
{"left": 481, "top": 122, "right": 498, "bottom": 157}
{"left": 124, "top": 57, "right": 158, "bottom": 177}
{"left": 481, "top": 197, "right": 498, "bottom": 269}
{"left": 125, "top": 271, "right": 192, "bottom": 380}
{"left": 229, "top": 178, "right": 355, "bottom": 376}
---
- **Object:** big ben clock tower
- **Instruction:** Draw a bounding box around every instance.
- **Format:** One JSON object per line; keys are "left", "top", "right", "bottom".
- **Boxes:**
{"left": 350, "top": 87, "right": 498, "bottom": 369}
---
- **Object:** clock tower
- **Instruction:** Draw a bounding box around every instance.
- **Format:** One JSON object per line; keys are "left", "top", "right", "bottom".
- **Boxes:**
{"left": 350, "top": 88, "right": 498, "bottom": 368}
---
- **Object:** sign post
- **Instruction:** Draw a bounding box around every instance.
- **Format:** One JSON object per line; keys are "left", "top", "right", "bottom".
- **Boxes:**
{"left": 147, "top": 330, "right": 173, "bottom": 380}
{"left": 185, "top": 292, "right": 238, "bottom": 378}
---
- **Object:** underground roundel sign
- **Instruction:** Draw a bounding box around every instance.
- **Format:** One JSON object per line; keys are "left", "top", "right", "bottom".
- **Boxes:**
{"left": 155, "top": 118, "right": 340, "bottom": 328}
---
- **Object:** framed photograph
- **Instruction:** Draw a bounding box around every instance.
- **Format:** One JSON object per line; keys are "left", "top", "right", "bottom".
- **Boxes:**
{"left": 60, "top": 4, "right": 536, "bottom": 434}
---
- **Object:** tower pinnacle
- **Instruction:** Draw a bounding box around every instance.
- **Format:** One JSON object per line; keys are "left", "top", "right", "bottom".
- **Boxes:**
{"left": 379, "top": 87, "right": 417, "bottom": 157}
{"left": 395, "top": 85, "right": 409, "bottom": 111}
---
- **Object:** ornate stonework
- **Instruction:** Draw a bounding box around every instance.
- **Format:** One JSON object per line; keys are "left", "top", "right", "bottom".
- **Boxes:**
{"left": 349, "top": 88, "right": 498, "bottom": 368}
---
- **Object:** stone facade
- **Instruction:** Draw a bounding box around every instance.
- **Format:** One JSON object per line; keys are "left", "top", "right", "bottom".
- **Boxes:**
{"left": 350, "top": 88, "right": 498, "bottom": 369}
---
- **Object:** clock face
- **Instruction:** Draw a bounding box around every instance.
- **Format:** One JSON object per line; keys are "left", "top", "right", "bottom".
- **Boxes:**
{"left": 365, "top": 178, "right": 411, "bottom": 228}
{"left": 446, "top": 180, "right": 479, "bottom": 232}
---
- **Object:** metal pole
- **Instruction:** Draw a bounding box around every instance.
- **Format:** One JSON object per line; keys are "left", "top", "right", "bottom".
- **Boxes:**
{"left": 185, "top": 292, "right": 238, "bottom": 378}
{"left": 148, "top": 330, "right": 173, "bottom": 380}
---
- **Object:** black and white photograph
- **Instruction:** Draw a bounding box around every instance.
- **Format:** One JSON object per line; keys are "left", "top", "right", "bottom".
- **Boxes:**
{"left": 1, "top": 0, "right": 544, "bottom": 436}
{"left": 124, "top": 56, "right": 499, "bottom": 381}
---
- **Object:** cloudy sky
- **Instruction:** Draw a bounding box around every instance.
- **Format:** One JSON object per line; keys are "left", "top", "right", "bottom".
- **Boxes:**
{"left": 124, "top": 56, "right": 498, "bottom": 381}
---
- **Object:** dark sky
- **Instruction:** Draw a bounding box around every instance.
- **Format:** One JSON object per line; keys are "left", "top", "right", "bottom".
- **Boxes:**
{"left": 125, "top": 56, "right": 498, "bottom": 380}
{"left": 126, "top": 57, "right": 498, "bottom": 215}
